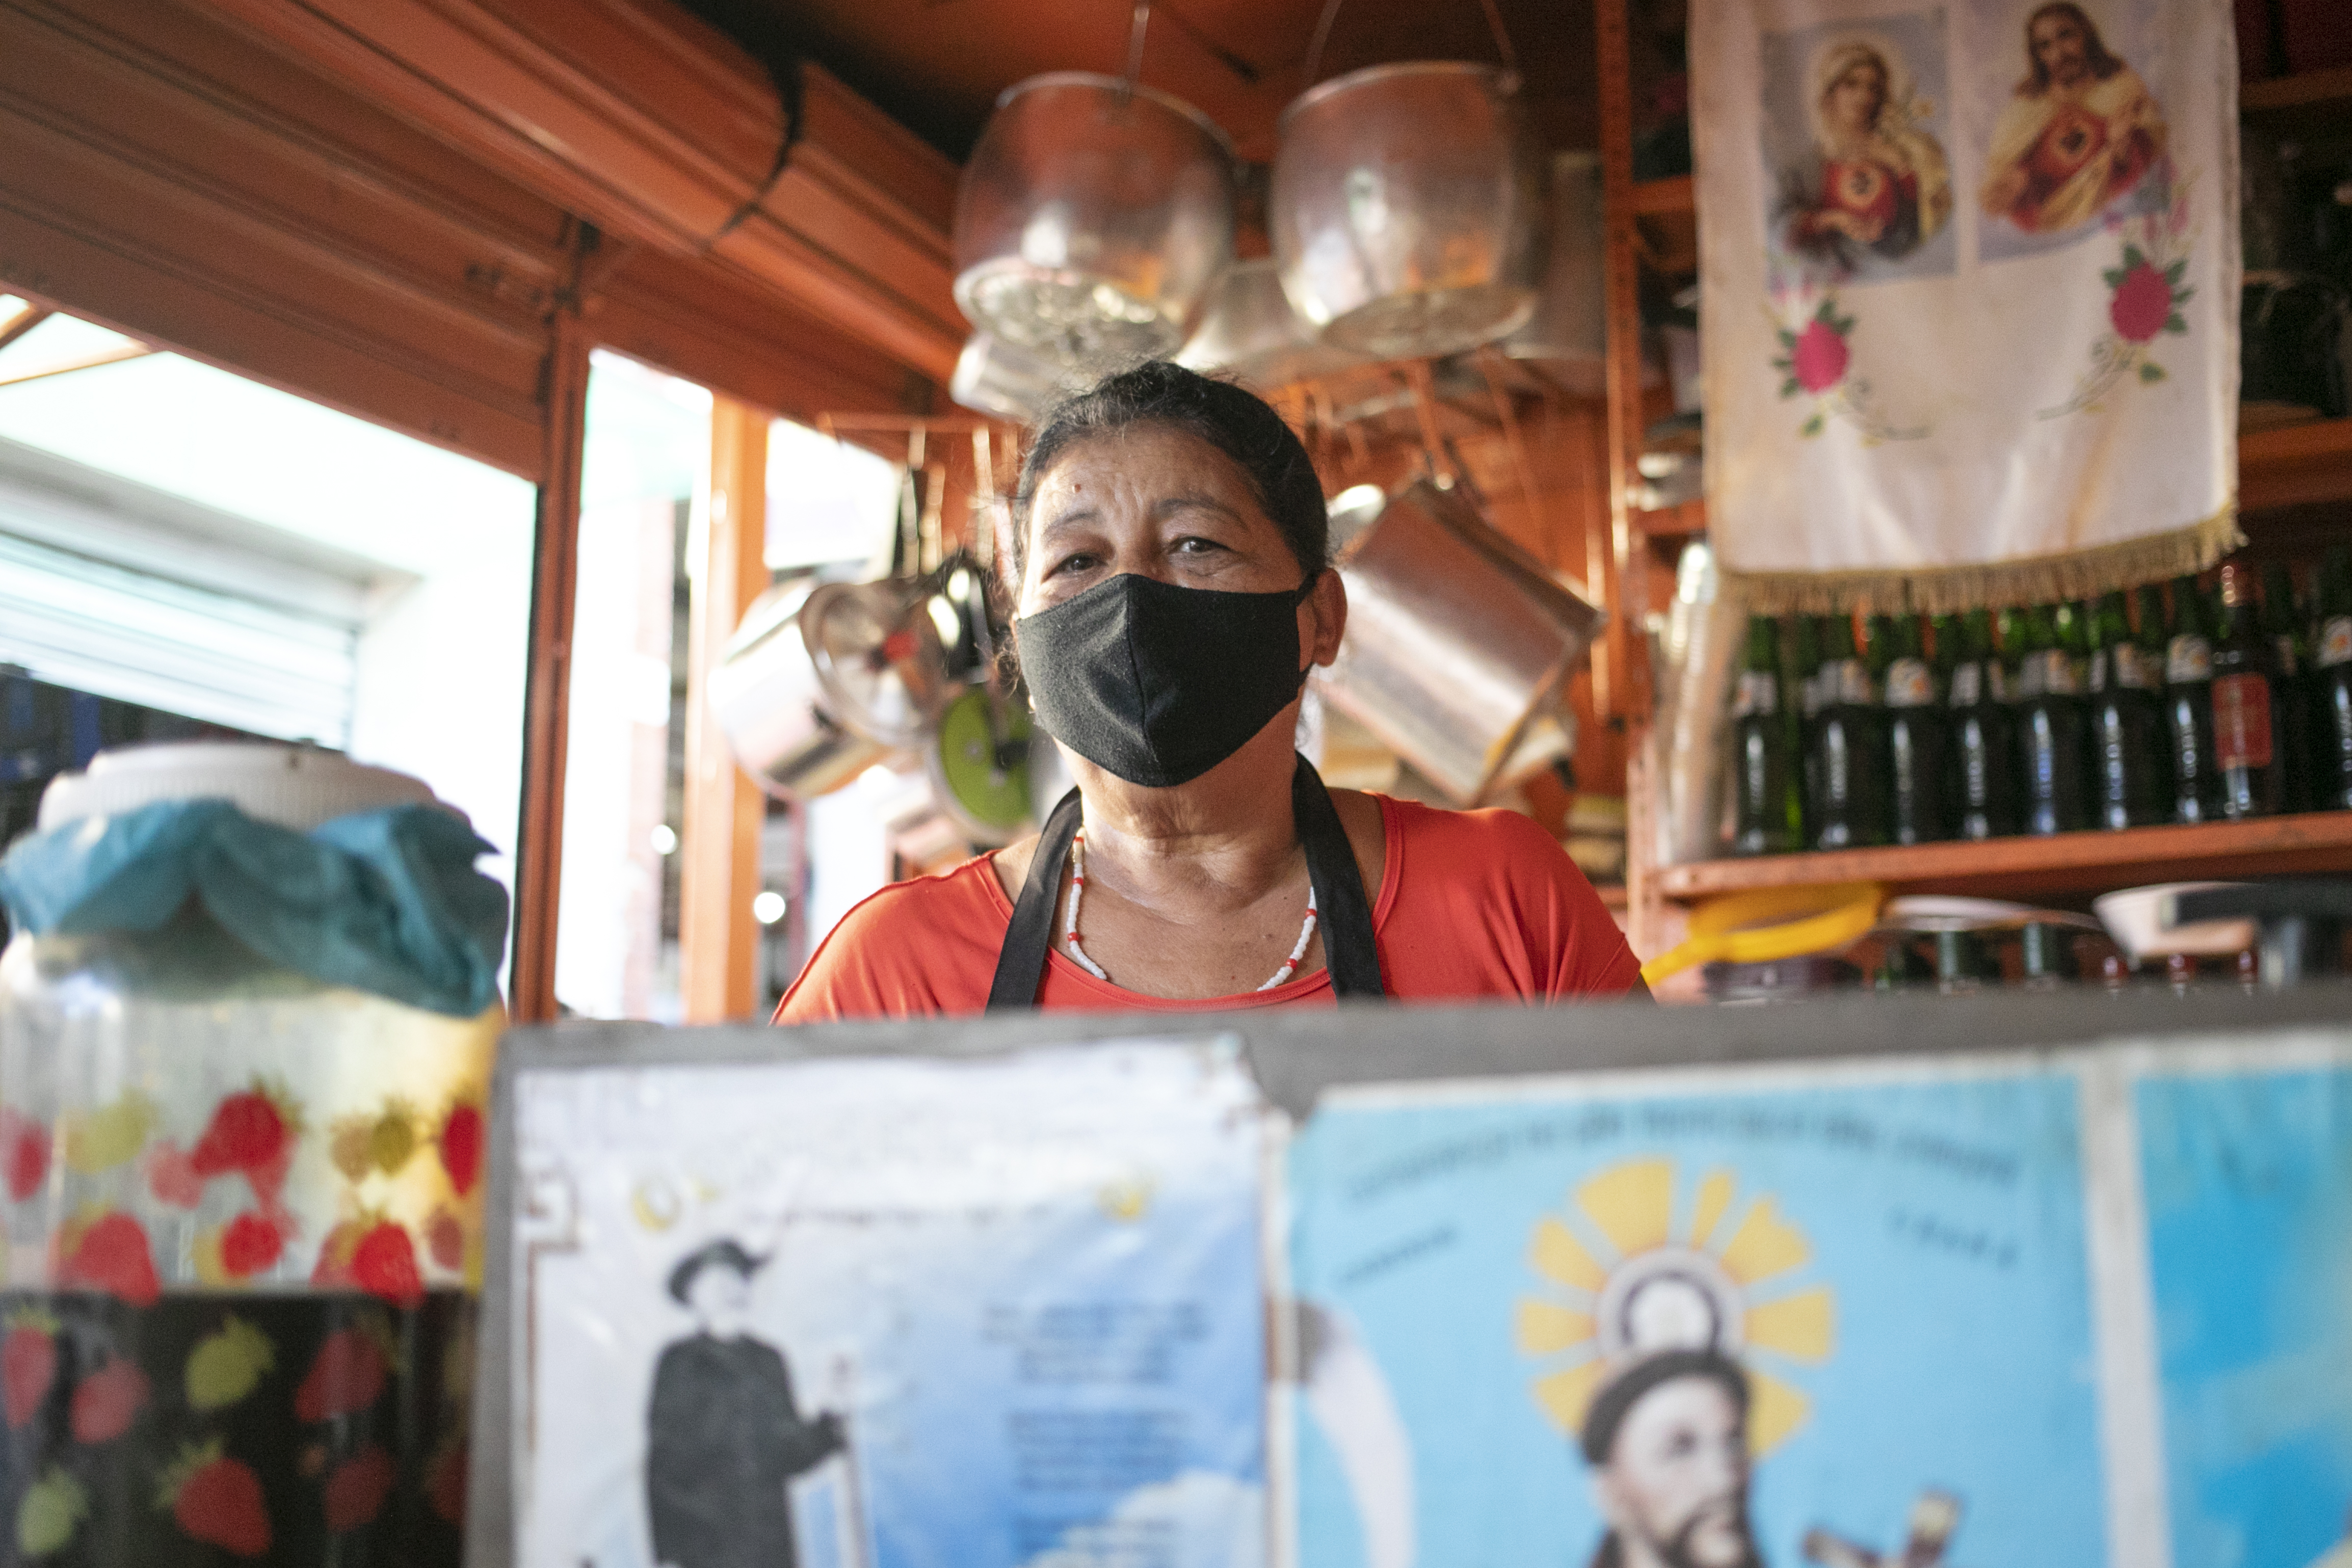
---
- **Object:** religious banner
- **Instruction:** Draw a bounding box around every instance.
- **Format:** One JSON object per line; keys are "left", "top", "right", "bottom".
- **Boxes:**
{"left": 1692, "top": 0, "right": 2241, "bottom": 610}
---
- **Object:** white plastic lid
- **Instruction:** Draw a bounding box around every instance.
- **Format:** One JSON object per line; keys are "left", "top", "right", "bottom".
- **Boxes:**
{"left": 37, "top": 743, "right": 451, "bottom": 834}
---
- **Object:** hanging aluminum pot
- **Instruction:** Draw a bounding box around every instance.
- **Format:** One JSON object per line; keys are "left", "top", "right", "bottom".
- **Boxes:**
{"left": 1501, "top": 151, "right": 1606, "bottom": 391}
{"left": 709, "top": 577, "right": 948, "bottom": 801}
{"left": 1271, "top": 62, "right": 1546, "bottom": 359}
{"left": 954, "top": 73, "right": 1236, "bottom": 363}
{"left": 1312, "top": 479, "right": 1602, "bottom": 806}
{"left": 1175, "top": 258, "right": 1366, "bottom": 390}
{"left": 949, "top": 332, "right": 1069, "bottom": 423}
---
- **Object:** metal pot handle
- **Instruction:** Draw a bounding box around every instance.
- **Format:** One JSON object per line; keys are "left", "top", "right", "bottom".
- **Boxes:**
{"left": 1301, "top": 0, "right": 1520, "bottom": 89}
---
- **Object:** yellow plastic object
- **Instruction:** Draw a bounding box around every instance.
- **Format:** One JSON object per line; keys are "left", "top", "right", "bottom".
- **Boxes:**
{"left": 1640, "top": 882, "right": 1886, "bottom": 986}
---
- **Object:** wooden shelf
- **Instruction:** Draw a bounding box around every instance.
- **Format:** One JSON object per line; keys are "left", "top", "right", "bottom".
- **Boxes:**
{"left": 2241, "top": 417, "right": 2352, "bottom": 513}
{"left": 1657, "top": 812, "right": 2352, "bottom": 902}
{"left": 1630, "top": 176, "right": 1695, "bottom": 215}
{"left": 2242, "top": 66, "right": 2352, "bottom": 119}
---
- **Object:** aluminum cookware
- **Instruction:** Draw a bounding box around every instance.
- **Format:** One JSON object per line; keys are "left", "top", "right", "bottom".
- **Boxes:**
{"left": 1501, "top": 151, "right": 1606, "bottom": 389}
{"left": 954, "top": 73, "right": 1236, "bottom": 363}
{"left": 1175, "top": 258, "right": 1364, "bottom": 390}
{"left": 1312, "top": 478, "right": 1602, "bottom": 805}
{"left": 709, "top": 578, "right": 948, "bottom": 800}
{"left": 949, "top": 332, "right": 1069, "bottom": 423}
{"left": 1271, "top": 62, "right": 1546, "bottom": 359}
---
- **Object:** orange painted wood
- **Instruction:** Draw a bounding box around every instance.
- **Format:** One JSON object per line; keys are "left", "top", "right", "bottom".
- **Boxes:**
{"left": 1657, "top": 813, "right": 2352, "bottom": 902}
{"left": 199, "top": 0, "right": 963, "bottom": 379}
{"left": 511, "top": 307, "right": 591, "bottom": 1022}
{"left": 2240, "top": 417, "right": 2352, "bottom": 513}
{"left": 680, "top": 397, "right": 770, "bottom": 1022}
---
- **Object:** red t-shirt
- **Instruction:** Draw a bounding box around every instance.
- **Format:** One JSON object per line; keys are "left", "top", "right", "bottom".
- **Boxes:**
{"left": 774, "top": 795, "right": 1642, "bottom": 1021}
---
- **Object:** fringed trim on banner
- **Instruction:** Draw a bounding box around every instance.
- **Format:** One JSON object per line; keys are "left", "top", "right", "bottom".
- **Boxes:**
{"left": 1719, "top": 506, "right": 2243, "bottom": 616}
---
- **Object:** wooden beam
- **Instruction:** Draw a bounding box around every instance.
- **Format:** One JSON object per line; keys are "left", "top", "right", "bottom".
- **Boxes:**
{"left": 679, "top": 395, "right": 770, "bottom": 1022}
{"left": 0, "top": 342, "right": 151, "bottom": 388}
{"left": 510, "top": 307, "right": 591, "bottom": 1022}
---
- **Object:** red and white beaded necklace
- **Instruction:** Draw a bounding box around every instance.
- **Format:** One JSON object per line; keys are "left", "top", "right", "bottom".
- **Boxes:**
{"left": 1062, "top": 829, "right": 1318, "bottom": 992}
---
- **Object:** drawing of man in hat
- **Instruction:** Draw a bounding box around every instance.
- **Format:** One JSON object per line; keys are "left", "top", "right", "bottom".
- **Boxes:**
{"left": 1579, "top": 1350, "right": 1765, "bottom": 1568}
{"left": 646, "top": 1237, "right": 846, "bottom": 1568}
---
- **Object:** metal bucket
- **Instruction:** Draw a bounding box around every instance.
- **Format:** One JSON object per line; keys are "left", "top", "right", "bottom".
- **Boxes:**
{"left": 1501, "top": 152, "right": 1606, "bottom": 390}
{"left": 1271, "top": 62, "right": 1546, "bottom": 359}
{"left": 1175, "top": 258, "right": 1365, "bottom": 390}
{"left": 1312, "top": 479, "right": 1602, "bottom": 805}
{"left": 709, "top": 578, "right": 947, "bottom": 801}
{"left": 954, "top": 73, "right": 1236, "bottom": 363}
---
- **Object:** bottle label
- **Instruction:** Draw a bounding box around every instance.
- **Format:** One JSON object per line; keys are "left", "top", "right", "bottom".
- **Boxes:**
{"left": 2274, "top": 634, "right": 2301, "bottom": 677}
{"left": 2211, "top": 673, "right": 2274, "bottom": 770}
{"left": 1885, "top": 657, "right": 1934, "bottom": 708}
{"left": 1731, "top": 671, "right": 1778, "bottom": 719}
{"left": 1799, "top": 670, "right": 1825, "bottom": 720}
{"left": 2092, "top": 646, "right": 2158, "bottom": 693}
{"left": 1832, "top": 658, "right": 1874, "bottom": 706}
{"left": 2019, "top": 649, "right": 2077, "bottom": 697}
{"left": 2322, "top": 616, "right": 2352, "bottom": 668}
{"left": 1949, "top": 662, "right": 1982, "bottom": 707}
{"left": 1986, "top": 661, "right": 2009, "bottom": 702}
{"left": 2168, "top": 634, "right": 2212, "bottom": 684}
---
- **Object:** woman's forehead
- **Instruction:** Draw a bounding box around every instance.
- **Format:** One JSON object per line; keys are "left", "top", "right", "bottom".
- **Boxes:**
{"left": 1030, "top": 424, "right": 1262, "bottom": 511}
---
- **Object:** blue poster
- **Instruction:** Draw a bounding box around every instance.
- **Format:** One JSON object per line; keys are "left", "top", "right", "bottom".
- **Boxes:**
{"left": 2140, "top": 1065, "right": 2352, "bottom": 1568}
{"left": 1287, "top": 1071, "right": 2105, "bottom": 1568}
{"left": 515, "top": 1041, "right": 1265, "bottom": 1568}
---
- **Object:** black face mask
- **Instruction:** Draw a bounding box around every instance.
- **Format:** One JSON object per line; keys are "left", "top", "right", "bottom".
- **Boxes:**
{"left": 1017, "top": 572, "right": 1317, "bottom": 788}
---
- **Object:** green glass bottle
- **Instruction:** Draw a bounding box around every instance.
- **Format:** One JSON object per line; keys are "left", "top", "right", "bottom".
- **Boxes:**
{"left": 2164, "top": 574, "right": 2223, "bottom": 823}
{"left": 2260, "top": 561, "right": 2313, "bottom": 813}
{"left": 1882, "top": 613, "right": 1948, "bottom": 844}
{"left": 1946, "top": 607, "right": 2018, "bottom": 839}
{"left": 2211, "top": 560, "right": 2283, "bottom": 819}
{"left": 2014, "top": 602, "right": 2091, "bottom": 835}
{"left": 1810, "top": 613, "right": 1888, "bottom": 849}
{"left": 1728, "top": 616, "right": 1800, "bottom": 856}
{"left": 2086, "top": 590, "right": 2163, "bottom": 829}
{"left": 2317, "top": 547, "right": 2352, "bottom": 810}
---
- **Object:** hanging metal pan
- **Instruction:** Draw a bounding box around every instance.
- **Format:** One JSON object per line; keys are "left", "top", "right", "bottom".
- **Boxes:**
{"left": 710, "top": 579, "right": 948, "bottom": 800}
{"left": 954, "top": 73, "right": 1236, "bottom": 363}
{"left": 1271, "top": 62, "right": 1546, "bottom": 359}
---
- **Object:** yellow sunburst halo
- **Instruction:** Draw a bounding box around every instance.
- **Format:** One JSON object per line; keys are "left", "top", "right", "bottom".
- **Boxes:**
{"left": 1515, "top": 1157, "right": 1837, "bottom": 1457}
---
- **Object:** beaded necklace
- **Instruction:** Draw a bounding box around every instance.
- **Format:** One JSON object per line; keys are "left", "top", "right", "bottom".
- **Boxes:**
{"left": 1062, "top": 829, "right": 1319, "bottom": 993}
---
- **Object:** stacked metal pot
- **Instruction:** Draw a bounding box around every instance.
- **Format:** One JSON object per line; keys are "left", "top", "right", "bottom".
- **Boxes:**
{"left": 947, "top": 57, "right": 1602, "bottom": 418}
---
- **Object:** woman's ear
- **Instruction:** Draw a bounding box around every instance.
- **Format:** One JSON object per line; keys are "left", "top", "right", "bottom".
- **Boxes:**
{"left": 1305, "top": 568, "right": 1348, "bottom": 668}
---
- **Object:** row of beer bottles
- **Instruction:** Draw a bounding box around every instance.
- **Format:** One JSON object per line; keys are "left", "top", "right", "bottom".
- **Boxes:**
{"left": 1725, "top": 549, "right": 2352, "bottom": 856}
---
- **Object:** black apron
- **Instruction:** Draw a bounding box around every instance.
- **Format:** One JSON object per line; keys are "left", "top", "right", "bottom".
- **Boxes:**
{"left": 986, "top": 755, "right": 1386, "bottom": 1009}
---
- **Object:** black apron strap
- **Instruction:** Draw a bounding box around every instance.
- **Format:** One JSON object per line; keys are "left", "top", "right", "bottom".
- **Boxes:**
{"left": 986, "top": 785, "right": 1085, "bottom": 1011}
{"left": 1292, "top": 755, "right": 1386, "bottom": 1000}
{"left": 985, "top": 759, "right": 1386, "bottom": 1009}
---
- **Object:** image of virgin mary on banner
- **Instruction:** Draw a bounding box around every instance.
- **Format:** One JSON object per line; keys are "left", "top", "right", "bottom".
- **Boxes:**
{"left": 1773, "top": 33, "right": 1953, "bottom": 282}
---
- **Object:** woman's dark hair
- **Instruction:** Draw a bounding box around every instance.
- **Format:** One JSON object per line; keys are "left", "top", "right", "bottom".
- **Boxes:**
{"left": 1009, "top": 360, "right": 1329, "bottom": 586}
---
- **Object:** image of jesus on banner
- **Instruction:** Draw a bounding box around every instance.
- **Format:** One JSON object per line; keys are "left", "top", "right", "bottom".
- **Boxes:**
{"left": 1979, "top": 2, "right": 2166, "bottom": 236}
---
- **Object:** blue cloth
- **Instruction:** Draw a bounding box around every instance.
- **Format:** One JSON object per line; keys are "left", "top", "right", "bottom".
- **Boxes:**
{"left": 0, "top": 800, "right": 509, "bottom": 1018}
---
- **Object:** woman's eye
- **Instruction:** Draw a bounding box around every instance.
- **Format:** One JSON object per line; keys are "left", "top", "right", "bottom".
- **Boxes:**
{"left": 1051, "top": 553, "right": 1098, "bottom": 576}
{"left": 1173, "top": 537, "right": 1224, "bottom": 555}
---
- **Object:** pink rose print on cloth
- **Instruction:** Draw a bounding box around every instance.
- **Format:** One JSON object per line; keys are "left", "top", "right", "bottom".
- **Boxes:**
{"left": 1771, "top": 291, "right": 1927, "bottom": 442}
{"left": 2041, "top": 177, "right": 2195, "bottom": 420}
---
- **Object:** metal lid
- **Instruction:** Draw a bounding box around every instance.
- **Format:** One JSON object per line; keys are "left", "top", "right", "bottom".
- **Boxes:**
{"left": 806, "top": 582, "right": 945, "bottom": 748}
{"left": 38, "top": 742, "right": 446, "bottom": 833}
{"left": 1281, "top": 60, "right": 1522, "bottom": 130}
{"left": 991, "top": 72, "right": 1236, "bottom": 157}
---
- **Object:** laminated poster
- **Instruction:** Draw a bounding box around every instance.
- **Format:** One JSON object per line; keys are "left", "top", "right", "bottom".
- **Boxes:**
{"left": 2139, "top": 1058, "right": 2352, "bottom": 1567}
{"left": 1284, "top": 1066, "right": 2106, "bottom": 1568}
{"left": 510, "top": 1039, "right": 1265, "bottom": 1568}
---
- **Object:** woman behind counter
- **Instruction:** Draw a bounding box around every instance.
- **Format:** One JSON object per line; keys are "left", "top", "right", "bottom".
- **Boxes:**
{"left": 776, "top": 362, "right": 1644, "bottom": 1019}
